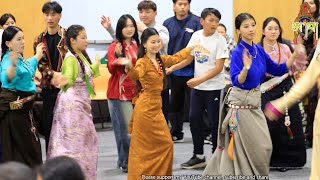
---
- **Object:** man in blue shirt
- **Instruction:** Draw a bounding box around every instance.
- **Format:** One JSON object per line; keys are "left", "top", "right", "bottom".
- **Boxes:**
{"left": 163, "top": 0, "right": 202, "bottom": 142}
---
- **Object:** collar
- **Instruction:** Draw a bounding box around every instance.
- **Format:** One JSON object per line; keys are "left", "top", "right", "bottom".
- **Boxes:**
{"left": 42, "top": 25, "right": 64, "bottom": 37}
{"left": 175, "top": 12, "right": 192, "bottom": 23}
{"left": 239, "top": 39, "right": 255, "bottom": 51}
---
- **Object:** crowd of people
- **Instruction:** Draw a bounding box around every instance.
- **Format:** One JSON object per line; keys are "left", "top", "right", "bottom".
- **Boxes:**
{"left": 0, "top": 0, "right": 319, "bottom": 180}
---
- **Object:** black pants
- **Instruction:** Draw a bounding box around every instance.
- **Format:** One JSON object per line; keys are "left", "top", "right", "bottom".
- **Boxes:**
{"left": 305, "top": 86, "right": 318, "bottom": 144}
{"left": 169, "top": 75, "right": 192, "bottom": 139}
{"left": 189, "top": 89, "right": 223, "bottom": 154}
{"left": 161, "top": 88, "right": 170, "bottom": 123}
{"left": 41, "top": 88, "right": 59, "bottom": 152}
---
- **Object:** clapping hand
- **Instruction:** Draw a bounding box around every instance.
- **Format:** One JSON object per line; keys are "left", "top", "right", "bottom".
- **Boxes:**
{"left": 51, "top": 72, "right": 68, "bottom": 88}
{"left": 9, "top": 51, "right": 20, "bottom": 65}
{"left": 242, "top": 49, "right": 252, "bottom": 70}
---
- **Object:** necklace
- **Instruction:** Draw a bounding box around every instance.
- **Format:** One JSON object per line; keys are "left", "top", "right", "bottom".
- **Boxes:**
{"left": 266, "top": 42, "right": 281, "bottom": 64}
{"left": 239, "top": 43, "right": 257, "bottom": 58}
{"left": 148, "top": 56, "right": 163, "bottom": 76}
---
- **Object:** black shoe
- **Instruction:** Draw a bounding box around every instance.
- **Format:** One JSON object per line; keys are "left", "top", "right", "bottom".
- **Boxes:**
{"left": 172, "top": 136, "right": 184, "bottom": 143}
{"left": 204, "top": 134, "right": 212, "bottom": 145}
{"left": 181, "top": 155, "right": 206, "bottom": 169}
{"left": 120, "top": 167, "right": 128, "bottom": 173}
{"left": 277, "top": 168, "right": 288, "bottom": 172}
{"left": 305, "top": 139, "right": 312, "bottom": 149}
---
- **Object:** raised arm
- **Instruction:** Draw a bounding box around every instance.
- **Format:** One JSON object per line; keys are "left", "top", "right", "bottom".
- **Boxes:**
{"left": 160, "top": 47, "right": 192, "bottom": 67}
{"left": 266, "top": 51, "right": 320, "bottom": 117}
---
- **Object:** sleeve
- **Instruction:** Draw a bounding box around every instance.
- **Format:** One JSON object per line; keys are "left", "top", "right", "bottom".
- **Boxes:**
{"left": 161, "top": 47, "right": 193, "bottom": 67}
{"left": 264, "top": 49, "right": 288, "bottom": 76}
{"left": 61, "top": 56, "right": 79, "bottom": 91}
{"left": 0, "top": 57, "right": 19, "bottom": 85}
{"left": 158, "top": 26, "right": 169, "bottom": 51}
{"left": 271, "top": 54, "right": 320, "bottom": 114}
{"left": 91, "top": 62, "right": 100, "bottom": 78}
{"left": 187, "top": 33, "right": 196, "bottom": 56}
{"left": 127, "top": 59, "right": 146, "bottom": 81}
{"left": 216, "top": 37, "right": 229, "bottom": 59}
{"left": 107, "top": 42, "right": 120, "bottom": 74}
{"left": 25, "top": 56, "right": 39, "bottom": 73}
{"left": 230, "top": 48, "right": 244, "bottom": 87}
{"left": 107, "top": 27, "right": 116, "bottom": 41}
{"left": 34, "top": 35, "right": 55, "bottom": 82}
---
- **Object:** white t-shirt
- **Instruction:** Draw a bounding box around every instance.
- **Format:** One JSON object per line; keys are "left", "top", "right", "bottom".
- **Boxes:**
{"left": 149, "top": 22, "right": 169, "bottom": 55}
{"left": 0, "top": 29, "right": 4, "bottom": 58}
{"left": 187, "top": 30, "right": 228, "bottom": 90}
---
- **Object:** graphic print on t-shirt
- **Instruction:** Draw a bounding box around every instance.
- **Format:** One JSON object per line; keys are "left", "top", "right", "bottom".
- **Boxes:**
{"left": 193, "top": 44, "right": 211, "bottom": 64}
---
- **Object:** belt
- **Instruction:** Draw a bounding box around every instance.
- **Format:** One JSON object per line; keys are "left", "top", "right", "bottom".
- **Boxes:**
{"left": 9, "top": 94, "right": 36, "bottom": 110}
{"left": 228, "top": 103, "right": 258, "bottom": 109}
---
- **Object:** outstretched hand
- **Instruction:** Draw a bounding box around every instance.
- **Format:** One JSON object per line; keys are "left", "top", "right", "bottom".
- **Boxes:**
{"left": 101, "top": 15, "right": 112, "bottom": 30}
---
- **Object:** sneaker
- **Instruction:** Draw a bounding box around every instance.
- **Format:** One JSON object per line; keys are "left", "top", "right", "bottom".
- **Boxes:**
{"left": 172, "top": 136, "right": 184, "bottom": 143}
{"left": 181, "top": 155, "right": 206, "bottom": 169}
{"left": 120, "top": 167, "right": 128, "bottom": 173}
{"left": 204, "top": 134, "right": 212, "bottom": 145}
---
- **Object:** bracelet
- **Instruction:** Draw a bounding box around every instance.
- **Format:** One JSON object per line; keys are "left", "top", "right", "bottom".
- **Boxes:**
{"left": 245, "top": 65, "right": 250, "bottom": 70}
{"left": 266, "top": 102, "right": 283, "bottom": 117}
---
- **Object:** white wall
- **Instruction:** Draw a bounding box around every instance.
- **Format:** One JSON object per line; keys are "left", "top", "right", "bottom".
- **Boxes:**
{"left": 55, "top": 0, "right": 233, "bottom": 60}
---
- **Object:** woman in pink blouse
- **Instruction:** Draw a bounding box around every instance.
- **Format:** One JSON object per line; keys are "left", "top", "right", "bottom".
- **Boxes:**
{"left": 259, "top": 17, "right": 307, "bottom": 172}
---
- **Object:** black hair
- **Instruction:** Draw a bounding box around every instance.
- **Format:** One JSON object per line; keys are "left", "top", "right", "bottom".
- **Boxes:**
{"left": 137, "top": 27, "right": 166, "bottom": 91}
{"left": 1, "top": 26, "right": 22, "bottom": 59}
{"left": 138, "top": 0, "right": 157, "bottom": 11}
{"left": 38, "top": 156, "right": 85, "bottom": 180}
{"left": 173, "top": 0, "right": 191, "bottom": 4}
{"left": 42, "top": 1, "right": 62, "bottom": 14}
{"left": 65, "top": 24, "right": 90, "bottom": 74}
{"left": 0, "top": 13, "right": 16, "bottom": 27}
{"left": 235, "top": 13, "right": 256, "bottom": 43}
{"left": 218, "top": 23, "right": 227, "bottom": 32}
{"left": 259, "top": 17, "right": 283, "bottom": 48}
{"left": 115, "top": 14, "right": 140, "bottom": 57}
{"left": 302, "top": 0, "right": 320, "bottom": 19}
{"left": 200, "top": 8, "right": 221, "bottom": 20}
{"left": 0, "top": 162, "right": 36, "bottom": 180}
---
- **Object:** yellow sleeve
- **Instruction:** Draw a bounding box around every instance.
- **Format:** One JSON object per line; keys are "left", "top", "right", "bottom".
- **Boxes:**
{"left": 271, "top": 55, "right": 320, "bottom": 113}
{"left": 127, "top": 59, "right": 146, "bottom": 81}
{"left": 160, "top": 47, "right": 192, "bottom": 67}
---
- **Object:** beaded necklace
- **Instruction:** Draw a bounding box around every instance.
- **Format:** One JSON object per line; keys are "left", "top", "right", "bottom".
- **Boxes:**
{"left": 239, "top": 43, "right": 257, "bottom": 58}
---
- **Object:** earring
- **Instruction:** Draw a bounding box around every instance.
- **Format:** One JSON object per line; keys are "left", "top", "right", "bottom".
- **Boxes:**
{"left": 144, "top": 48, "right": 146, "bottom": 53}
{"left": 9, "top": 47, "right": 12, "bottom": 51}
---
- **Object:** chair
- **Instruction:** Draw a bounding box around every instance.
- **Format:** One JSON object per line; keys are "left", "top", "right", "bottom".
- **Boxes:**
{"left": 91, "top": 64, "right": 111, "bottom": 128}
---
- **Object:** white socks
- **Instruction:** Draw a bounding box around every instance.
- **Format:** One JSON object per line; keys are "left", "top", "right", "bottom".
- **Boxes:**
{"left": 196, "top": 154, "right": 205, "bottom": 159}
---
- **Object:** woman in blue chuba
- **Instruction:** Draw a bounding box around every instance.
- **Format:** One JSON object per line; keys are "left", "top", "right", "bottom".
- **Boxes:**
{"left": 0, "top": 26, "right": 45, "bottom": 167}
{"left": 203, "top": 13, "right": 304, "bottom": 176}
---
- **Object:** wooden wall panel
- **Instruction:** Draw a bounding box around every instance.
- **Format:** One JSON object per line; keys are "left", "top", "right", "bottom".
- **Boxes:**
{"left": 234, "top": 0, "right": 302, "bottom": 43}
{"left": 0, "top": 0, "right": 49, "bottom": 57}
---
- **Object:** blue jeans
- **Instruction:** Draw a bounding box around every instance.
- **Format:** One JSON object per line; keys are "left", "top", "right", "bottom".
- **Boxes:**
{"left": 108, "top": 99, "right": 132, "bottom": 169}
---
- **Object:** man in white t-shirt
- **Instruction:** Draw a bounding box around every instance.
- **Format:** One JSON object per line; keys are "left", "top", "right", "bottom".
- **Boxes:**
{"left": 167, "top": 8, "right": 228, "bottom": 169}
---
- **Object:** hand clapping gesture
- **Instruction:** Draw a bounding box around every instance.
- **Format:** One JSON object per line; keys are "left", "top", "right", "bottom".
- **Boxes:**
{"left": 242, "top": 49, "right": 252, "bottom": 70}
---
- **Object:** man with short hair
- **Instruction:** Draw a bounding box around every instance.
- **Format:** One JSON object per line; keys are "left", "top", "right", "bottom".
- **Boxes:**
{"left": 33, "top": 1, "right": 67, "bottom": 152}
{"left": 163, "top": 0, "right": 202, "bottom": 143}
